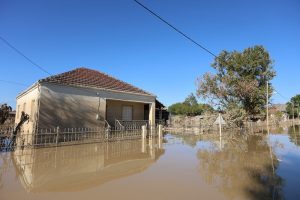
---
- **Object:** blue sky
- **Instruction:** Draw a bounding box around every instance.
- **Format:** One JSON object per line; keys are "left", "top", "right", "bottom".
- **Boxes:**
{"left": 1, "top": 0, "right": 300, "bottom": 108}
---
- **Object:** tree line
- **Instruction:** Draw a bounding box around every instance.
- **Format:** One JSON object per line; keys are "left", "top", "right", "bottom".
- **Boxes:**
{"left": 168, "top": 93, "right": 213, "bottom": 116}
{"left": 286, "top": 94, "right": 300, "bottom": 118}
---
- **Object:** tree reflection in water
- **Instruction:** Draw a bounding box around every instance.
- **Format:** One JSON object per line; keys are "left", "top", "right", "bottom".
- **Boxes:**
{"left": 288, "top": 125, "right": 300, "bottom": 146}
{"left": 197, "top": 134, "right": 284, "bottom": 200}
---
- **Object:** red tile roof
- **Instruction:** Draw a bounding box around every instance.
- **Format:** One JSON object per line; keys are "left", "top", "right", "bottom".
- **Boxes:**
{"left": 39, "top": 67, "right": 153, "bottom": 96}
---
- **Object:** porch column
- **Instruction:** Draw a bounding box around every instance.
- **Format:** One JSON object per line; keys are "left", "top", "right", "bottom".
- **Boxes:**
{"left": 149, "top": 102, "right": 155, "bottom": 128}
{"left": 101, "top": 98, "right": 106, "bottom": 121}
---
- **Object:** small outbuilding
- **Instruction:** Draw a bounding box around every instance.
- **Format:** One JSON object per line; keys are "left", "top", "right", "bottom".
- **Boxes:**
{"left": 15, "top": 67, "right": 156, "bottom": 134}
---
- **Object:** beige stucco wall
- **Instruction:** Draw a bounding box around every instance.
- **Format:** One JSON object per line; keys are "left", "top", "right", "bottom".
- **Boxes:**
{"left": 38, "top": 84, "right": 106, "bottom": 129}
{"left": 37, "top": 83, "right": 155, "bottom": 129}
{"left": 15, "top": 84, "right": 39, "bottom": 135}
{"left": 106, "top": 99, "right": 145, "bottom": 126}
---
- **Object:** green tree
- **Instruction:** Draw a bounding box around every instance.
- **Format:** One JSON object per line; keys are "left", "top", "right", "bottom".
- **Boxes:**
{"left": 168, "top": 103, "right": 184, "bottom": 115}
{"left": 168, "top": 94, "right": 213, "bottom": 116}
{"left": 196, "top": 45, "right": 276, "bottom": 125}
{"left": 286, "top": 94, "right": 300, "bottom": 118}
{"left": 183, "top": 93, "right": 198, "bottom": 106}
{"left": 0, "top": 103, "right": 12, "bottom": 124}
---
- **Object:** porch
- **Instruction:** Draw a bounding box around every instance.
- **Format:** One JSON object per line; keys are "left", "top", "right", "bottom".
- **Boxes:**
{"left": 105, "top": 99, "right": 155, "bottom": 130}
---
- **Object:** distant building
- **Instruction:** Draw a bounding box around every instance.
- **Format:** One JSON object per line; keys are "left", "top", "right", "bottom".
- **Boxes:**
{"left": 155, "top": 100, "right": 169, "bottom": 125}
{"left": 269, "top": 104, "right": 288, "bottom": 121}
{"left": 15, "top": 67, "right": 158, "bottom": 133}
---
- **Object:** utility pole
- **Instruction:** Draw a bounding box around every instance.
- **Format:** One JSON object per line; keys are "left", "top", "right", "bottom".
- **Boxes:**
{"left": 266, "top": 81, "right": 269, "bottom": 129}
{"left": 292, "top": 101, "right": 295, "bottom": 126}
{"left": 297, "top": 104, "right": 300, "bottom": 124}
{"left": 219, "top": 113, "right": 222, "bottom": 138}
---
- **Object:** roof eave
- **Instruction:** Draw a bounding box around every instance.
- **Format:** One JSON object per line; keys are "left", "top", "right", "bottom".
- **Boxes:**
{"left": 16, "top": 82, "right": 40, "bottom": 100}
{"left": 40, "top": 82, "right": 157, "bottom": 98}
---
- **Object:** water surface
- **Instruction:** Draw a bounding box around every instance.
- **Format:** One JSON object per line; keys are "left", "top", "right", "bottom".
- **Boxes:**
{"left": 1, "top": 126, "right": 300, "bottom": 200}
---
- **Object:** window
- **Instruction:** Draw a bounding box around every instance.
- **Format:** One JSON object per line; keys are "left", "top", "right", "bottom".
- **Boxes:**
{"left": 122, "top": 106, "right": 133, "bottom": 121}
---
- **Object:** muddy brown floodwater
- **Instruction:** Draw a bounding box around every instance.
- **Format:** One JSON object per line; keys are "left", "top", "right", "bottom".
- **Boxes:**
{"left": 1, "top": 126, "right": 300, "bottom": 200}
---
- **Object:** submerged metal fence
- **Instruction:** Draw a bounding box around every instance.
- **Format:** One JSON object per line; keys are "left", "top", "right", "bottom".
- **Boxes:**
{"left": 0, "top": 125, "right": 13, "bottom": 136}
{"left": 0, "top": 126, "right": 158, "bottom": 150}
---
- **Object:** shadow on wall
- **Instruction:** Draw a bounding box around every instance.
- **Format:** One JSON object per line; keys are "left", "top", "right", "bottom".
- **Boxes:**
{"left": 38, "top": 87, "right": 105, "bottom": 129}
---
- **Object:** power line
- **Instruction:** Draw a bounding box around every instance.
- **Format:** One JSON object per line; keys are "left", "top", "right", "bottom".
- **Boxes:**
{"left": 133, "top": 0, "right": 217, "bottom": 58}
{"left": 0, "top": 36, "right": 52, "bottom": 75}
{"left": 134, "top": 0, "right": 292, "bottom": 109}
{"left": 0, "top": 79, "right": 28, "bottom": 87}
{"left": 273, "top": 88, "right": 288, "bottom": 101}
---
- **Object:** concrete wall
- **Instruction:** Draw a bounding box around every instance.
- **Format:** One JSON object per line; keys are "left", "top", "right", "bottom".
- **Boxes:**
{"left": 38, "top": 83, "right": 155, "bottom": 129}
{"left": 106, "top": 99, "right": 145, "bottom": 126}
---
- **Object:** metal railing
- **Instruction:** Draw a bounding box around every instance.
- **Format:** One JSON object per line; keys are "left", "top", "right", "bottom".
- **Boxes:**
{"left": 117, "top": 120, "right": 149, "bottom": 131}
{"left": 0, "top": 126, "right": 159, "bottom": 150}
{"left": 0, "top": 125, "right": 14, "bottom": 136}
{"left": 115, "top": 120, "right": 125, "bottom": 131}
{"left": 105, "top": 120, "right": 111, "bottom": 131}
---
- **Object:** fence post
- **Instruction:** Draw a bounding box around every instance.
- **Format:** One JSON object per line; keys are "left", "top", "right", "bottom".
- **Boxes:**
{"left": 142, "top": 125, "right": 147, "bottom": 140}
{"left": 158, "top": 124, "right": 163, "bottom": 139}
{"left": 105, "top": 129, "right": 109, "bottom": 141}
{"left": 142, "top": 135, "right": 146, "bottom": 153}
{"left": 56, "top": 126, "right": 60, "bottom": 146}
{"left": 158, "top": 125, "right": 163, "bottom": 149}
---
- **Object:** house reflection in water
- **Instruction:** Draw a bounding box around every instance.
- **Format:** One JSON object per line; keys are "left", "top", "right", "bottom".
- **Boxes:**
{"left": 12, "top": 138, "right": 164, "bottom": 192}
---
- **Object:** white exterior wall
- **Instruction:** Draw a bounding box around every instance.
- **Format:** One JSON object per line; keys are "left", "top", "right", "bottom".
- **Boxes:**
{"left": 15, "top": 84, "right": 40, "bottom": 134}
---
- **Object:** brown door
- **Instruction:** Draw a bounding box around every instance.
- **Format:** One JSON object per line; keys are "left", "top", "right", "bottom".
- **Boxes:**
{"left": 122, "top": 106, "right": 133, "bottom": 121}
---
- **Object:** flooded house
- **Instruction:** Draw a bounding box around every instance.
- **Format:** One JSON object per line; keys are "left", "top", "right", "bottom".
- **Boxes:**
{"left": 15, "top": 67, "right": 157, "bottom": 136}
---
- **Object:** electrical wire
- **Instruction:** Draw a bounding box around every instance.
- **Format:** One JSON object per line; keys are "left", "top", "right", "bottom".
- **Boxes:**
{"left": 134, "top": 0, "right": 217, "bottom": 58}
{"left": 0, "top": 79, "right": 28, "bottom": 87}
{"left": 0, "top": 36, "right": 52, "bottom": 76}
